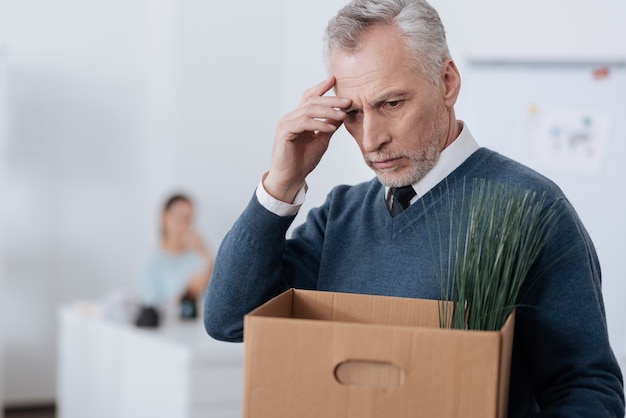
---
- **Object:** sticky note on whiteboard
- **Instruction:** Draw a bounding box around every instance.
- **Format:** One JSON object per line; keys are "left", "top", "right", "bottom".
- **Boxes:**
{"left": 515, "top": 104, "right": 611, "bottom": 175}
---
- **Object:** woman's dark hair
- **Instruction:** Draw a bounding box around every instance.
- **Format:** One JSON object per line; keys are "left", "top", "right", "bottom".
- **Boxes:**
{"left": 163, "top": 193, "right": 192, "bottom": 214}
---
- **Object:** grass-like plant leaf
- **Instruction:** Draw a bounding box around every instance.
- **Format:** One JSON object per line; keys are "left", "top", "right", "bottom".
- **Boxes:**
{"left": 421, "top": 178, "right": 564, "bottom": 331}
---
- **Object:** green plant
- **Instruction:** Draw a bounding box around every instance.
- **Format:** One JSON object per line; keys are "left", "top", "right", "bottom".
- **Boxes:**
{"left": 421, "top": 178, "right": 564, "bottom": 331}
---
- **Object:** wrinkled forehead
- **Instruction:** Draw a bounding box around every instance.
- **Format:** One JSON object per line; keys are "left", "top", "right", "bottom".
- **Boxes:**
{"left": 329, "top": 44, "right": 424, "bottom": 104}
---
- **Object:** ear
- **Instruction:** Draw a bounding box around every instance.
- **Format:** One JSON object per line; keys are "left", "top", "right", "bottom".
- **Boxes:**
{"left": 441, "top": 59, "right": 461, "bottom": 108}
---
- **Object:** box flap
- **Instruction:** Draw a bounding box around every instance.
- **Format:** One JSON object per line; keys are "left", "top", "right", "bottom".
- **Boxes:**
{"left": 291, "top": 289, "right": 442, "bottom": 328}
{"left": 247, "top": 288, "right": 294, "bottom": 318}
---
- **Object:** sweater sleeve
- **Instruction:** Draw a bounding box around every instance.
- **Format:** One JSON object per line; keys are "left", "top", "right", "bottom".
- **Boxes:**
{"left": 203, "top": 192, "right": 325, "bottom": 342}
{"left": 513, "top": 199, "right": 625, "bottom": 417}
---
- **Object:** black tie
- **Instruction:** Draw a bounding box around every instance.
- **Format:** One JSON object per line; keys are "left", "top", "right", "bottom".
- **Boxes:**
{"left": 390, "top": 185, "right": 417, "bottom": 217}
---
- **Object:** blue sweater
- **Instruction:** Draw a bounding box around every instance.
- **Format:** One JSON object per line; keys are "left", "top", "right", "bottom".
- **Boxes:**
{"left": 205, "top": 148, "right": 624, "bottom": 417}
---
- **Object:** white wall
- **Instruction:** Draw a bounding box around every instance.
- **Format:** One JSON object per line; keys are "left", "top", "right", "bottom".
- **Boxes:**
{"left": 0, "top": 43, "right": 7, "bottom": 418}
{"left": 0, "top": 0, "right": 175, "bottom": 403}
{"left": 0, "top": 0, "right": 624, "bottom": 405}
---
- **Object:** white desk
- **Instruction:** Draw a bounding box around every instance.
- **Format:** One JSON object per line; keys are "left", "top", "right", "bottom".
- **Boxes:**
{"left": 57, "top": 304, "right": 244, "bottom": 418}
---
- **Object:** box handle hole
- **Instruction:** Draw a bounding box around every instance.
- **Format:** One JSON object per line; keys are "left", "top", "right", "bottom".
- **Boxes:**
{"left": 334, "top": 360, "right": 403, "bottom": 388}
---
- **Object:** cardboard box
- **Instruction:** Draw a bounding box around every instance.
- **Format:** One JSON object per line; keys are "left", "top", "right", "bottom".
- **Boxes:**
{"left": 243, "top": 289, "right": 515, "bottom": 418}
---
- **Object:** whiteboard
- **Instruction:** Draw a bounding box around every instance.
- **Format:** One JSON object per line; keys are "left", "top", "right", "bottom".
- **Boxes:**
{"left": 457, "top": 56, "right": 626, "bottom": 368}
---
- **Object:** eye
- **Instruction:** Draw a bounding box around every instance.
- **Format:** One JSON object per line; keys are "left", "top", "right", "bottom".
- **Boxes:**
{"left": 386, "top": 100, "right": 401, "bottom": 108}
{"left": 345, "top": 109, "right": 359, "bottom": 118}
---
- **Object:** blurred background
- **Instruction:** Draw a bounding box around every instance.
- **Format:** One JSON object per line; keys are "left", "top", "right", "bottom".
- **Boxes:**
{"left": 1, "top": 0, "right": 625, "bottom": 415}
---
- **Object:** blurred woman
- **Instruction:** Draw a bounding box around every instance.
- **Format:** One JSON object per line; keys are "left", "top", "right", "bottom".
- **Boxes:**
{"left": 137, "top": 194, "right": 213, "bottom": 322}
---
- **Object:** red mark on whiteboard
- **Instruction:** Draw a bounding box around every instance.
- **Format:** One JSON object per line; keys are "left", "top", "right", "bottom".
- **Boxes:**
{"left": 592, "top": 67, "right": 610, "bottom": 80}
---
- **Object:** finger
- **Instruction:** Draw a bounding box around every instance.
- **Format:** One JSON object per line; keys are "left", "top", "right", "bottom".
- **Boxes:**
{"left": 295, "top": 102, "right": 347, "bottom": 122}
{"left": 326, "top": 116, "right": 345, "bottom": 130}
{"left": 282, "top": 118, "right": 339, "bottom": 139}
{"left": 304, "top": 95, "right": 352, "bottom": 110}
{"left": 277, "top": 109, "right": 344, "bottom": 141}
{"left": 300, "top": 77, "right": 352, "bottom": 106}
{"left": 302, "top": 77, "right": 337, "bottom": 101}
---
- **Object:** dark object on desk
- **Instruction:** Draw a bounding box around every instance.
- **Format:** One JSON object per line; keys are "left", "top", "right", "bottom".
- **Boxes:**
{"left": 180, "top": 291, "right": 197, "bottom": 320}
{"left": 135, "top": 305, "right": 160, "bottom": 328}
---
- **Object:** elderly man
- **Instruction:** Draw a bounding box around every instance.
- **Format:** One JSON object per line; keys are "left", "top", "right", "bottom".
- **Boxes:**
{"left": 204, "top": 0, "right": 624, "bottom": 415}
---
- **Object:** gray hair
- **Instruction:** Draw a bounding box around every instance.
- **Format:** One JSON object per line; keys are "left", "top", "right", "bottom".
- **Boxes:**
{"left": 324, "top": 0, "right": 451, "bottom": 84}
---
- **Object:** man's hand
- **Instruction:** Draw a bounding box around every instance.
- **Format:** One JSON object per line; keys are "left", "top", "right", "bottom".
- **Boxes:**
{"left": 263, "top": 77, "right": 351, "bottom": 203}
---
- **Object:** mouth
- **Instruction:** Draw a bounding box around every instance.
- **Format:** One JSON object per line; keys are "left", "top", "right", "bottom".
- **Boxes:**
{"left": 370, "top": 157, "right": 402, "bottom": 171}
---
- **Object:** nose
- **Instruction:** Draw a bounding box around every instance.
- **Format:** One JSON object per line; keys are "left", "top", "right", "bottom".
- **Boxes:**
{"left": 360, "top": 112, "right": 389, "bottom": 153}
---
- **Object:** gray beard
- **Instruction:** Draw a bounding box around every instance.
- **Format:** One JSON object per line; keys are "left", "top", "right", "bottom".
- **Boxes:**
{"left": 370, "top": 149, "right": 442, "bottom": 188}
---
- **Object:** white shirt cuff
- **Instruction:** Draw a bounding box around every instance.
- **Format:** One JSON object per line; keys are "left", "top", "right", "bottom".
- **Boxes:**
{"left": 255, "top": 176, "right": 307, "bottom": 217}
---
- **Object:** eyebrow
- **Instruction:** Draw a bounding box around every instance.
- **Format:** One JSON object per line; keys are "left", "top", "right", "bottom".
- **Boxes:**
{"left": 344, "top": 90, "right": 408, "bottom": 113}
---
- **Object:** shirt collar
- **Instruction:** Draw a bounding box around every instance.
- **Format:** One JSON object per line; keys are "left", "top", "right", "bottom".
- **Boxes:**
{"left": 386, "top": 121, "right": 480, "bottom": 203}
